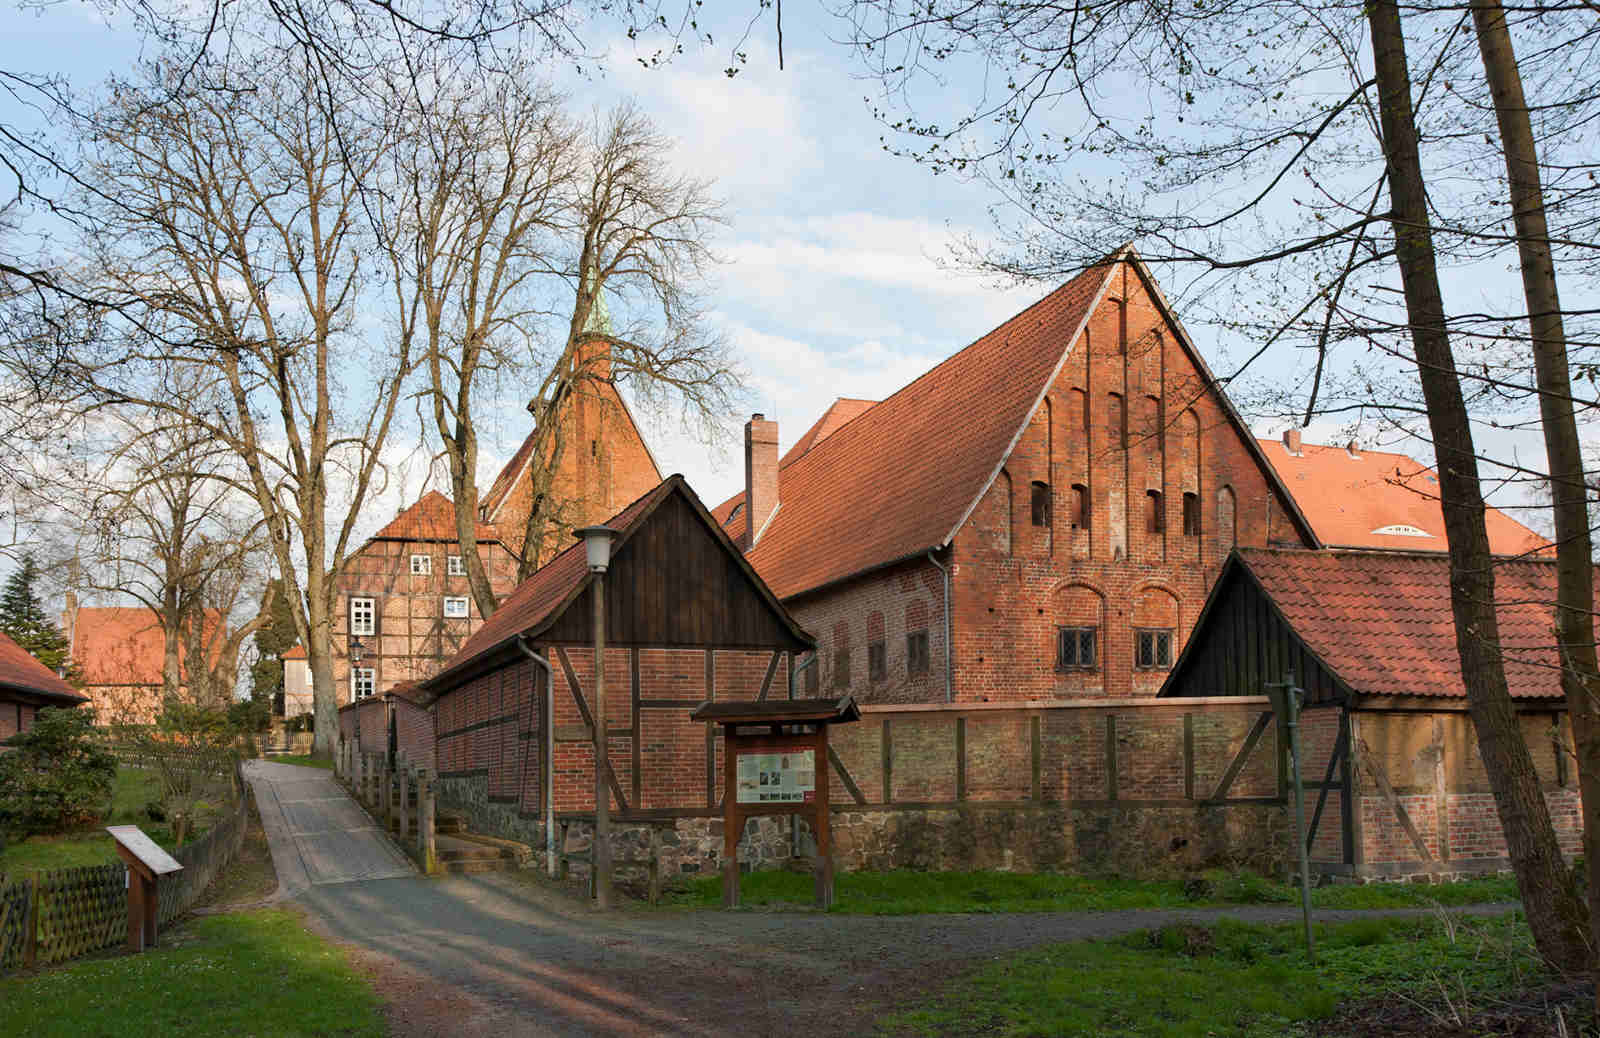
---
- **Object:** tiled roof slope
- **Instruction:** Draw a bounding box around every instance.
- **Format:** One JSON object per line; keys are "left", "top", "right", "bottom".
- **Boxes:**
{"left": 0, "top": 628, "right": 84, "bottom": 703}
{"left": 1238, "top": 547, "right": 1580, "bottom": 699}
{"left": 373, "top": 490, "right": 500, "bottom": 543}
{"left": 712, "top": 397, "right": 880, "bottom": 532}
{"left": 1257, "top": 439, "right": 1548, "bottom": 556}
{"left": 429, "top": 478, "right": 676, "bottom": 687}
{"left": 713, "top": 263, "right": 1116, "bottom": 599}
{"left": 71, "top": 607, "right": 222, "bottom": 687}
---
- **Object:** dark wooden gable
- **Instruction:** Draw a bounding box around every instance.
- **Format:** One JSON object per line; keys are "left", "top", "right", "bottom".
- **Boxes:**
{"left": 537, "top": 487, "right": 812, "bottom": 651}
{"left": 1160, "top": 556, "right": 1349, "bottom": 706}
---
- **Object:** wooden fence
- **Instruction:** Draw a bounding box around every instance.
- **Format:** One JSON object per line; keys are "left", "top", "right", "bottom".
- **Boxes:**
{"left": 0, "top": 765, "right": 251, "bottom": 972}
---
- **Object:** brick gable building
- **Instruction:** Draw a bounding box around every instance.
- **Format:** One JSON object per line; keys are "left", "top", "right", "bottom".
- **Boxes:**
{"left": 63, "top": 603, "right": 227, "bottom": 725}
{"left": 714, "top": 249, "right": 1319, "bottom": 704}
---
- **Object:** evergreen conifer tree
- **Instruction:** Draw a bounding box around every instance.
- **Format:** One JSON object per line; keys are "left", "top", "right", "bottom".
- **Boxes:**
{"left": 0, "top": 555, "right": 79, "bottom": 683}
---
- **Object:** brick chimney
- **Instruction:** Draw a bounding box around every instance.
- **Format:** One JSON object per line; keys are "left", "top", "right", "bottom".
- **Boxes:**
{"left": 744, "top": 413, "right": 779, "bottom": 547}
{"left": 1282, "top": 428, "right": 1303, "bottom": 456}
{"left": 62, "top": 590, "right": 78, "bottom": 654}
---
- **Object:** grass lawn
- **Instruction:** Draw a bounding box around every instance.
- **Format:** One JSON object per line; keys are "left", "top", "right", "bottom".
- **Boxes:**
{"left": 880, "top": 912, "right": 1549, "bottom": 1037}
{"left": 270, "top": 753, "right": 333, "bottom": 770}
{"left": 662, "top": 867, "right": 1519, "bottom": 914}
{"left": 0, "top": 766, "right": 227, "bottom": 876}
{"left": 0, "top": 908, "right": 385, "bottom": 1038}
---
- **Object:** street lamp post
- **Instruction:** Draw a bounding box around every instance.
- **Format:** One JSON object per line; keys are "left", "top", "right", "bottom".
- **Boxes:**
{"left": 576, "top": 525, "right": 618, "bottom": 909}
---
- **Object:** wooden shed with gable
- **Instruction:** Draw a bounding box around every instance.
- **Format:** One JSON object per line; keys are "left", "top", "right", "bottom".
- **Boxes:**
{"left": 1160, "top": 546, "right": 1581, "bottom": 881}
{"left": 416, "top": 475, "right": 815, "bottom": 876}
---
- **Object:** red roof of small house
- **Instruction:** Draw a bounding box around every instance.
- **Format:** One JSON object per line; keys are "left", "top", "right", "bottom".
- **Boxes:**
{"left": 373, "top": 490, "right": 500, "bottom": 544}
{"left": 283, "top": 645, "right": 307, "bottom": 660}
{"left": 1255, "top": 438, "right": 1548, "bottom": 556}
{"left": 425, "top": 475, "right": 812, "bottom": 693}
{"left": 1230, "top": 547, "right": 1582, "bottom": 700}
{"left": 0, "top": 628, "right": 85, "bottom": 705}
{"left": 711, "top": 250, "right": 1317, "bottom": 600}
{"left": 71, "top": 607, "right": 223, "bottom": 688}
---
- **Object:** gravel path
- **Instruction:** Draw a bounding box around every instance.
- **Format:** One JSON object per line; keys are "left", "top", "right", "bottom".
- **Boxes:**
{"left": 295, "top": 869, "right": 1518, "bottom": 1038}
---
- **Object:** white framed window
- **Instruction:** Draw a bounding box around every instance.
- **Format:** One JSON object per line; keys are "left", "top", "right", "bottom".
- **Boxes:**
{"left": 447, "top": 554, "right": 466, "bottom": 576}
{"left": 349, "top": 597, "right": 375, "bottom": 637}
{"left": 352, "top": 667, "right": 375, "bottom": 700}
{"left": 443, "top": 596, "right": 469, "bottom": 619}
{"left": 410, "top": 553, "right": 432, "bottom": 575}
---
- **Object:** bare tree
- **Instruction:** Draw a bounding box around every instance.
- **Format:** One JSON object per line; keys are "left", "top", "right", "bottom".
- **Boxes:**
{"left": 390, "top": 70, "right": 577, "bottom": 617}
{"left": 514, "top": 103, "right": 740, "bottom": 581}
{"left": 66, "top": 54, "right": 414, "bottom": 756}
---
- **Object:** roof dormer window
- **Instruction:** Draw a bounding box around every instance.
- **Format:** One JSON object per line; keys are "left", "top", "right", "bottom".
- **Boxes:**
{"left": 1371, "top": 524, "right": 1432, "bottom": 538}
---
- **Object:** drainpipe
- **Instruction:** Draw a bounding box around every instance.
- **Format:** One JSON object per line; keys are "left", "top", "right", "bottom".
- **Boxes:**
{"left": 926, "top": 549, "right": 953, "bottom": 703}
{"left": 516, "top": 636, "right": 558, "bottom": 877}
{"left": 788, "top": 650, "right": 818, "bottom": 858}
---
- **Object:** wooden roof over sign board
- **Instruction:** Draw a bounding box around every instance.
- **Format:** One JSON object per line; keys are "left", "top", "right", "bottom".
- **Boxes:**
{"left": 690, "top": 696, "right": 861, "bottom": 726}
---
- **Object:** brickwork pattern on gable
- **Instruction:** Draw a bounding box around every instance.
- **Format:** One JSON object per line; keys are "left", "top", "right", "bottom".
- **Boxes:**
{"left": 949, "top": 262, "right": 1309, "bottom": 704}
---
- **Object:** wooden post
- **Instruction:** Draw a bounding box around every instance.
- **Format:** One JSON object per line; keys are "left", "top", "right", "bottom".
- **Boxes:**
{"left": 23, "top": 873, "right": 37, "bottom": 969}
{"left": 420, "top": 769, "right": 437, "bottom": 874}
{"left": 723, "top": 731, "right": 740, "bottom": 908}
{"left": 398, "top": 767, "right": 410, "bottom": 842}
{"left": 814, "top": 725, "right": 834, "bottom": 910}
{"left": 647, "top": 826, "right": 662, "bottom": 906}
{"left": 380, "top": 758, "right": 392, "bottom": 824}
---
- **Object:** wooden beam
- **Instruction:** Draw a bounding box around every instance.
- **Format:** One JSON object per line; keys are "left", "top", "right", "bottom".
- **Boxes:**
{"left": 1305, "top": 719, "right": 1347, "bottom": 856}
{"left": 828, "top": 746, "right": 867, "bottom": 805}
{"left": 756, "top": 651, "right": 780, "bottom": 702}
{"left": 1358, "top": 736, "right": 1433, "bottom": 862}
{"left": 955, "top": 717, "right": 967, "bottom": 802}
{"left": 631, "top": 648, "right": 642, "bottom": 809}
{"left": 1210, "top": 711, "right": 1272, "bottom": 801}
{"left": 1183, "top": 713, "right": 1195, "bottom": 800}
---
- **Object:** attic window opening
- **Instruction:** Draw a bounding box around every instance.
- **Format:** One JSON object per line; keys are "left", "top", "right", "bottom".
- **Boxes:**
{"left": 1070, "top": 484, "right": 1089, "bottom": 530}
{"left": 1182, "top": 492, "right": 1200, "bottom": 536}
{"left": 447, "top": 554, "right": 465, "bottom": 576}
{"left": 832, "top": 648, "right": 850, "bottom": 689}
{"left": 1030, "top": 481, "right": 1051, "bottom": 527}
{"left": 1371, "top": 524, "right": 1433, "bottom": 538}
{"left": 868, "top": 640, "right": 886, "bottom": 682}
{"left": 410, "top": 553, "right": 432, "bottom": 576}
{"left": 1146, "top": 490, "right": 1165, "bottom": 534}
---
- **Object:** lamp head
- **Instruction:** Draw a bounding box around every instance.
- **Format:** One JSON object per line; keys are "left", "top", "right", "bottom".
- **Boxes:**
{"left": 348, "top": 637, "right": 366, "bottom": 665}
{"left": 575, "top": 525, "right": 618, "bottom": 573}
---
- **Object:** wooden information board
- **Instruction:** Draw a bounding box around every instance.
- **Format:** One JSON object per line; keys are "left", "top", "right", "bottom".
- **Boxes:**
{"left": 690, "top": 696, "right": 859, "bottom": 909}
{"left": 107, "top": 825, "right": 183, "bottom": 952}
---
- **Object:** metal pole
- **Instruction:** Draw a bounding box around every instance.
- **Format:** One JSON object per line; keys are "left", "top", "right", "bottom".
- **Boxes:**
{"left": 1285, "top": 675, "right": 1316, "bottom": 962}
{"left": 593, "top": 570, "right": 612, "bottom": 909}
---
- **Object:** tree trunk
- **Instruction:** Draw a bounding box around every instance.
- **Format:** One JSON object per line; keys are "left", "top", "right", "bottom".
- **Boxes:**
{"left": 1470, "top": 0, "right": 1600, "bottom": 983}
{"left": 1367, "top": 0, "right": 1590, "bottom": 972}
{"left": 304, "top": 570, "right": 339, "bottom": 758}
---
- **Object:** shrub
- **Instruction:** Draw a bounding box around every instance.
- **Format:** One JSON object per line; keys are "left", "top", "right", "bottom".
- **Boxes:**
{"left": 285, "top": 712, "right": 315, "bottom": 734}
{"left": 0, "top": 707, "right": 118, "bottom": 839}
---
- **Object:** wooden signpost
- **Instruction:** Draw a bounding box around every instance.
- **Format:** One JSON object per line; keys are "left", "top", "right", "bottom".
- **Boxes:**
{"left": 107, "top": 825, "right": 183, "bottom": 952}
{"left": 690, "top": 696, "right": 860, "bottom": 909}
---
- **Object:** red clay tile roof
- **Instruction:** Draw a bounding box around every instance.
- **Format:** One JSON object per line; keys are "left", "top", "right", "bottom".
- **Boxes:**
{"left": 709, "top": 263, "right": 1116, "bottom": 599}
{"left": 1256, "top": 439, "right": 1548, "bottom": 556}
{"left": 373, "top": 490, "right": 500, "bottom": 543}
{"left": 283, "top": 644, "right": 307, "bottom": 660}
{"left": 712, "top": 398, "right": 880, "bottom": 533}
{"left": 0, "top": 628, "right": 84, "bottom": 704}
{"left": 1236, "top": 547, "right": 1580, "bottom": 699}
{"left": 70, "top": 607, "right": 222, "bottom": 687}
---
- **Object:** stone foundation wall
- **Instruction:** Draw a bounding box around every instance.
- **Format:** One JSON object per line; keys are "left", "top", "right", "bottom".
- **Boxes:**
{"left": 436, "top": 771, "right": 1291, "bottom": 882}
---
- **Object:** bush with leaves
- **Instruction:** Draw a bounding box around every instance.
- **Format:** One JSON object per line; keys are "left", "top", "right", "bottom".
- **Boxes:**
{"left": 134, "top": 702, "right": 242, "bottom": 846}
{"left": 0, "top": 707, "right": 117, "bottom": 839}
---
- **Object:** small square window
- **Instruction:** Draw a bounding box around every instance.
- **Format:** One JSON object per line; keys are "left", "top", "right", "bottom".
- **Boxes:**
{"left": 352, "top": 667, "right": 375, "bottom": 700}
{"left": 410, "top": 554, "right": 432, "bottom": 575}
{"left": 868, "top": 641, "right": 886, "bottom": 682}
{"left": 1057, "top": 626, "right": 1097, "bottom": 670}
{"left": 1135, "top": 629, "right": 1174, "bottom": 670}
{"left": 349, "top": 597, "right": 375, "bottom": 637}
{"left": 443, "top": 596, "right": 469, "bottom": 619}
{"left": 832, "top": 648, "right": 850, "bottom": 689}
{"left": 907, "top": 630, "right": 930, "bottom": 676}
{"left": 447, "top": 554, "right": 465, "bottom": 576}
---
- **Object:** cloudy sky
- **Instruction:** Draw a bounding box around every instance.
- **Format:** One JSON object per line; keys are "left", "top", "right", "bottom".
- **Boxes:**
{"left": 1, "top": 0, "right": 1566, "bottom": 543}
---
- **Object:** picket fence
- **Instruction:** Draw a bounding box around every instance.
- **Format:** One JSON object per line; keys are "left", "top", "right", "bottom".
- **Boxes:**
{"left": 0, "top": 766, "right": 250, "bottom": 972}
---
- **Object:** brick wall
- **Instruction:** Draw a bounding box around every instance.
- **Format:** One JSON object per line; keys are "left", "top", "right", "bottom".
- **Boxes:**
{"left": 1348, "top": 708, "right": 1580, "bottom": 879}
